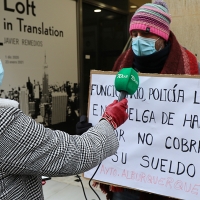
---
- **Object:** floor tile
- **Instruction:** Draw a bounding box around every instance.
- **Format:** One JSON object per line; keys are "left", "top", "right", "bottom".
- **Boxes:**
{"left": 43, "top": 175, "right": 107, "bottom": 200}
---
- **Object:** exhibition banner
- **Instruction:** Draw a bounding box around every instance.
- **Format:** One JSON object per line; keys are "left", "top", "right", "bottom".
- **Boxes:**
{"left": 84, "top": 70, "right": 200, "bottom": 200}
{"left": 0, "top": 0, "right": 79, "bottom": 126}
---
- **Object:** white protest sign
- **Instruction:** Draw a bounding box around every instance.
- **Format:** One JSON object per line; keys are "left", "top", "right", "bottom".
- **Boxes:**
{"left": 84, "top": 70, "right": 200, "bottom": 200}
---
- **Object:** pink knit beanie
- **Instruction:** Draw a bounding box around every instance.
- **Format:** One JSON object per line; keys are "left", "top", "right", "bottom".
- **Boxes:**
{"left": 129, "top": 0, "right": 171, "bottom": 41}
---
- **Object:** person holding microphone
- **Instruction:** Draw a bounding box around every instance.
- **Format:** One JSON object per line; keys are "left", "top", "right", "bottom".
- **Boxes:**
{"left": 0, "top": 60, "right": 128, "bottom": 200}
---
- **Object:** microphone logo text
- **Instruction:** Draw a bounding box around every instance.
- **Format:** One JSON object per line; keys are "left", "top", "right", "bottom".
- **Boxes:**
{"left": 117, "top": 74, "right": 128, "bottom": 79}
{"left": 117, "top": 74, "right": 139, "bottom": 85}
{"left": 131, "top": 75, "right": 139, "bottom": 85}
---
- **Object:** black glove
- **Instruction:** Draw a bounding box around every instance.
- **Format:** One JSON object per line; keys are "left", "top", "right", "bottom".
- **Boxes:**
{"left": 76, "top": 115, "right": 93, "bottom": 135}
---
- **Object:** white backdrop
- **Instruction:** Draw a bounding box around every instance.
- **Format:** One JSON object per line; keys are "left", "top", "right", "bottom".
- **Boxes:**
{"left": 0, "top": 0, "right": 78, "bottom": 92}
{"left": 84, "top": 71, "right": 200, "bottom": 200}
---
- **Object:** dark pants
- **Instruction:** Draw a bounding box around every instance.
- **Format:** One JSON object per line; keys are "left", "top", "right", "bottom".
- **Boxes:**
{"left": 112, "top": 189, "right": 140, "bottom": 200}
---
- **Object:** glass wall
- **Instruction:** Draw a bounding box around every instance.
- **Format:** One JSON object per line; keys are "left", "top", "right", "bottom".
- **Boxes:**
{"left": 81, "top": 2, "right": 129, "bottom": 114}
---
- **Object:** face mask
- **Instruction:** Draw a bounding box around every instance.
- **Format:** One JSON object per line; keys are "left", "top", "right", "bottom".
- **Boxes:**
{"left": 132, "top": 36, "right": 160, "bottom": 56}
{"left": 0, "top": 60, "right": 4, "bottom": 86}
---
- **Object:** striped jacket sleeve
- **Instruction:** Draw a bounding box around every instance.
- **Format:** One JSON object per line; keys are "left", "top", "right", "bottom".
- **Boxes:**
{"left": 0, "top": 107, "right": 119, "bottom": 177}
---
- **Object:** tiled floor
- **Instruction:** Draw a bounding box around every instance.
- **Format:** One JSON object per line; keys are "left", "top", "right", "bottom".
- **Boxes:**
{"left": 43, "top": 175, "right": 107, "bottom": 200}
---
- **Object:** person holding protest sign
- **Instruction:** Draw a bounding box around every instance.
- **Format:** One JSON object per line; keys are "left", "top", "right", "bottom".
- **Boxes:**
{"left": 0, "top": 61, "right": 129, "bottom": 200}
{"left": 77, "top": 0, "right": 199, "bottom": 200}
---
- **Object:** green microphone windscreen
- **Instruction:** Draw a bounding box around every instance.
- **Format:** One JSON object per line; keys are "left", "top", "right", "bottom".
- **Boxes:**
{"left": 114, "top": 68, "right": 139, "bottom": 100}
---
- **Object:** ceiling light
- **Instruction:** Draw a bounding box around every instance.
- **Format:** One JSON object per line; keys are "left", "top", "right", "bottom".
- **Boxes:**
{"left": 130, "top": 5, "right": 137, "bottom": 9}
{"left": 94, "top": 9, "right": 101, "bottom": 13}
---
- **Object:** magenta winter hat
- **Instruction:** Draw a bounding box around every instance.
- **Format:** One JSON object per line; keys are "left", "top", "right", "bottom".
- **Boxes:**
{"left": 129, "top": 0, "right": 171, "bottom": 41}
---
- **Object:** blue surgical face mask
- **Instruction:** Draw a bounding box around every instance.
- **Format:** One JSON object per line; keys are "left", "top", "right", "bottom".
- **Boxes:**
{"left": 132, "top": 36, "right": 160, "bottom": 56}
{"left": 0, "top": 60, "right": 4, "bottom": 86}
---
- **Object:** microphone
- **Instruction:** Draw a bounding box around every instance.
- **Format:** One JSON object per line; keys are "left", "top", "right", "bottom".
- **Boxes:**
{"left": 114, "top": 68, "right": 139, "bottom": 101}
